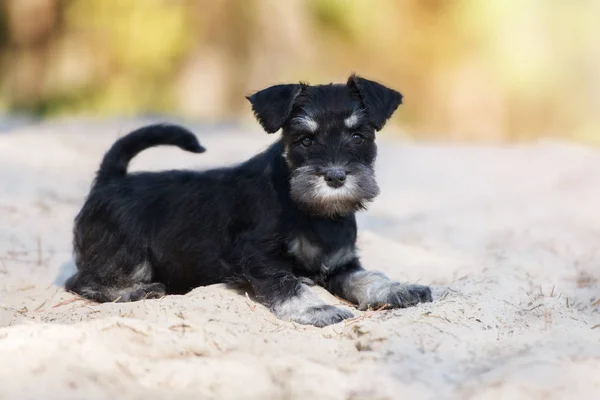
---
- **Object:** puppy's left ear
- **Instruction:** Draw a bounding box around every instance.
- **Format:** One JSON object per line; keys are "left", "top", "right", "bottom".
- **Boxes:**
{"left": 348, "top": 75, "right": 403, "bottom": 131}
{"left": 246, "top": 84, "right": 302, "bottom": 133}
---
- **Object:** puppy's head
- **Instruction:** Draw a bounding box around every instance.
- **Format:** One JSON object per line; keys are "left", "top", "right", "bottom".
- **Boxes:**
{"left": 247, "top": 74, "right": 402, "bottom": 218}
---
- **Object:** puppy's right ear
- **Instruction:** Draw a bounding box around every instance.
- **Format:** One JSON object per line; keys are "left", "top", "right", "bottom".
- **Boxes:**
{"left": 246, "top": 84, "right": 302, "bottom": 133}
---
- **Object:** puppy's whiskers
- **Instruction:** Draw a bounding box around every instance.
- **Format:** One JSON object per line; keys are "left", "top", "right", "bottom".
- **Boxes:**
{"left": 289, "top": 163, "right": 379, "bottom": 217}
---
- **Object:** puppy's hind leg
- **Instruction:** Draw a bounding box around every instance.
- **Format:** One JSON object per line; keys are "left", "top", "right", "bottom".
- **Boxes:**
{"left": 71, "top": 206, "right": 166, "bottom": 302}
{"left": 66, "top": 262, "right": 166, "bottom": 303}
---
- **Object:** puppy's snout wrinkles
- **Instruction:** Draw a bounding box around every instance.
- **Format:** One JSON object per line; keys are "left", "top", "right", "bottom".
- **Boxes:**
{"left": 323, "top": 168, "right": 347, "bottom": 188}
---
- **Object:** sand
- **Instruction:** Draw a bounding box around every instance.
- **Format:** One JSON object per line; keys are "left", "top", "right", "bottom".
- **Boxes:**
{"left": 1, "top": 119, "right": 599, "bottom": 400}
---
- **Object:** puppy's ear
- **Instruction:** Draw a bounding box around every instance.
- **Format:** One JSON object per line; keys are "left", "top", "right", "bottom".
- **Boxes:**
{"left": 246, "top": 84, "right": 302, "bottom": 133}
{"left": 348, "top": 74, "right": 403, "bottom": 131}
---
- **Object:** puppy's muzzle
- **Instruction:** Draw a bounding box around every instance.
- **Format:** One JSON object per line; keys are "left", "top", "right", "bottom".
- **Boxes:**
{"left": 323, "top": 167, "right": 347, "bottom": 188}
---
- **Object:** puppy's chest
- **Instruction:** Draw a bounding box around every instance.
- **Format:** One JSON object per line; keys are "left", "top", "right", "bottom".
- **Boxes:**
{"left": 286, "top": 235, "right": 355, "bottom": 274}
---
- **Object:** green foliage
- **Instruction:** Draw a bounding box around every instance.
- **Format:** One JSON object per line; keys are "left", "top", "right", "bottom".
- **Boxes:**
{"left": 44, "top": 0, "right": 194, "bottom": 115}
{"left": 0, "top": 0, "right": 598, "bottom": 145}
{"left": 308, "top": 0, "right": 358, "bottom": 40}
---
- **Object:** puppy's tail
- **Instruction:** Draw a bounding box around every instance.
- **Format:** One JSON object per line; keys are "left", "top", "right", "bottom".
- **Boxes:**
{"left": 95, "top": 123, "right": 205, "bottom": 185}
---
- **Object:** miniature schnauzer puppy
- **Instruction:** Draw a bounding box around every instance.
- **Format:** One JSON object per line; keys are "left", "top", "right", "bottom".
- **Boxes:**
{"left": 65, "top": 74, "right": 432, "bottom": 327}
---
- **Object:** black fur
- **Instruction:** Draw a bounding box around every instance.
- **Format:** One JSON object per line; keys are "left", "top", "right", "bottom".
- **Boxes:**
{"left": 66, "top": 75, "right": 431, "bottom": 327}
{"left": 95, "top": 124, "right": 205, "bottom": 185}
{"left": 247, "top": 84, "right": 303, "bottom": 133}
{"left": 347, "top": 74, "right": 403, "bottom": 131}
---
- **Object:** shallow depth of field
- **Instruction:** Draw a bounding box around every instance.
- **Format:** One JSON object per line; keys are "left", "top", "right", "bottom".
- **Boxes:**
{"left": 1, "top": 2, "right": 600, "bottom": 400}
{"left": 1, "top": 0, "right": 599, "bottom": 144}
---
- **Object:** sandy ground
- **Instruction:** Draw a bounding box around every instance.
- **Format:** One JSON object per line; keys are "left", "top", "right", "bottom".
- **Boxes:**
{"left": 1, "top": 119, "right": 599, "bottom": 400}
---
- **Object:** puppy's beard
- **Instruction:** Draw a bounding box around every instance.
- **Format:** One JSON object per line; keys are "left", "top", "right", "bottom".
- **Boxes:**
{"left": 290, "top": 165, "right": 380, "bottom": 217}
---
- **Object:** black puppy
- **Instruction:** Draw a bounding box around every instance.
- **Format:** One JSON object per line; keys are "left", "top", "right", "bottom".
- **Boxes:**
{"left": 66, "top": 74, "right": 432, "bottom": 327}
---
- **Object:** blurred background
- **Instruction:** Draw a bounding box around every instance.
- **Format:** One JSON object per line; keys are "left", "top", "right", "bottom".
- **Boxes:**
{"left": 0, "top": 0, "right": 598, "bottom": 144}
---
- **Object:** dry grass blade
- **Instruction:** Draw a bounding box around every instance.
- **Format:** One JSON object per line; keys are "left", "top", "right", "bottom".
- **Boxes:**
{"left": 344, "top": 304, "right": 389, "bottom": 326}
{"left": 169, "top": 323, "right": 193, "bottom": 332}
{"left": 245, "top": 292, "right": 256, "bottom": 311}
{"left": 334, "top": 295, "right": 355, "bottom": 307}
{"left": 525, "top": 304, "right": 544, "bottom": 312}
{"left": 34, "top": 289, "right": 66, "bottom": 312}
{"left": 51, "top": 298, "right": 85, "bottom": 308}
{"left": 34, "top": 300, "right": 49, "bottom": 312}
{"left": 102, "top": 322, "right": 149, "bottom": 336}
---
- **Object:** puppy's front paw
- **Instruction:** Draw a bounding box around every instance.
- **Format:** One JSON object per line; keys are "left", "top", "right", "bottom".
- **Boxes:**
{"left": 403, "top": 283, "right": 433, "bottom": 304}
{"left": 297, "top": 305, "right": 354, "bottom": 327}
{"left": 359, "top": 282, "right": 432, "bottom": 311}
{"left": 271, "top": 284, "right": 353, "bottom": 327}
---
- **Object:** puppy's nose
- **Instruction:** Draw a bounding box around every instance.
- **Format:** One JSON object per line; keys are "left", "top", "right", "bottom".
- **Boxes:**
{"left": 323, "top": 168, "right": 347, "bottom": 188}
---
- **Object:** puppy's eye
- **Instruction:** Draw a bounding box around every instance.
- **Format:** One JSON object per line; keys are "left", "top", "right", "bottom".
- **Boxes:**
{"left": 301, "top": 137, "right": 313, "bottom": 147}
{"left": 351, "top": 133, "right": 364, "bottom": 144}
